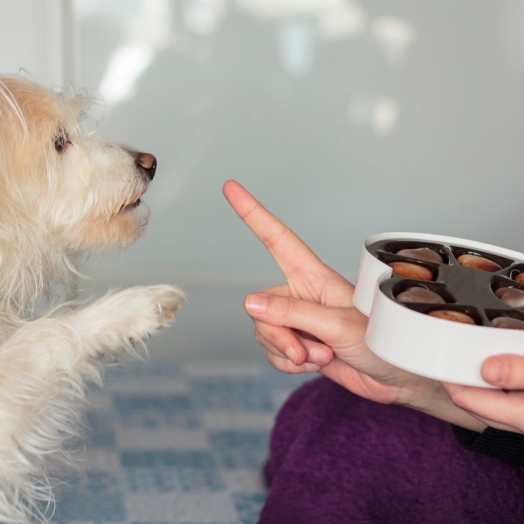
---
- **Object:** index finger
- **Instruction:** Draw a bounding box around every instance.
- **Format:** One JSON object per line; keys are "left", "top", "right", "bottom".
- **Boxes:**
{"left": 223, "top": 180, "right": 325, "bottom": 278}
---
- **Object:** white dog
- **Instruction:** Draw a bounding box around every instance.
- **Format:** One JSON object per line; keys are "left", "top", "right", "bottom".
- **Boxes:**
{"left": 0, "top": 75, "right": 186, "bottom": 522}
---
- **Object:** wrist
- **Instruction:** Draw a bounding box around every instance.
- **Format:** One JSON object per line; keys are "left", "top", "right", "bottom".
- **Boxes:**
{"left": 399, "top": 378, "right": 488, "bottom": 433}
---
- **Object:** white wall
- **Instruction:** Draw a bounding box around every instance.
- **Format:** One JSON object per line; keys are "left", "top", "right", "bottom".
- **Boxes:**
{"left": 4, "top": 1, "right": 524, "bottom": 363}
{"left": 76, "top": 0, "right": 524, "bottom": 285}
{"left": 70, "top": 1, "right": 524, "bottom": 361}
{"left": 0, "top": 0, "right": 64, "bottom": 86}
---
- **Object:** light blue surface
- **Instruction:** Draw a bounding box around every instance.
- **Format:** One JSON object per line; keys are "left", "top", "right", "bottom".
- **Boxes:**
{"left": 52, "top": 362, "right": 309, "bottom": 524}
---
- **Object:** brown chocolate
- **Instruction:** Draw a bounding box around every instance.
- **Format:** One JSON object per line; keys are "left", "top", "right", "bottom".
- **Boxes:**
{"left": 396, "top": 287, "right": 445, "bottom": 304}
{"left": 492, "top": 317, "right": 524, "bottom": 330}
{"left": 494, "top": 287, "right": 524, "bottom": 308}
{"left": 427, "top": 310, "right": 476, "bottom": 325}
{"left": 514, "top": 273, "right": 524, "bottom": 284}
{"left": 388, "top": 262, "right": 433, "bottom": 281}
{"left": 456, "top": 254, "right": 501, "bottom": 272}
{"left": 396, "top": 247, "right": 443, "bottom": 264}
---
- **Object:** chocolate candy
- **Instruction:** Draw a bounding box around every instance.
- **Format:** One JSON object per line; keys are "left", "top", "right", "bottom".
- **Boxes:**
{"left": 494, "top": 287, "right": 524, "bottom": 308}
{"left": 491, "top": 317, "right": 524, "bottom": 330}
{"left": 427, "top": 310, "right": 476, "bottom": 325}
{"left": 456, "top": 254, "right": 501, "bottom": 272}
{"left": 388, "top": 262, "right": 433, "bottom": 281}
{"left": 396, "top": 287, "right": 445, "bottom": 304}
{"left": 371, "top": 238, "right": 524, "bottom": 330}
{"left": 396, "top": 247, "right": 443, "bottom": 264}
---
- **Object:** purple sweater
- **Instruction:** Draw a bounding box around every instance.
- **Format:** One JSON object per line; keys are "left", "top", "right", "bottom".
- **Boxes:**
{"left": 260, "top": 377, "right": 524, "bottom": 523}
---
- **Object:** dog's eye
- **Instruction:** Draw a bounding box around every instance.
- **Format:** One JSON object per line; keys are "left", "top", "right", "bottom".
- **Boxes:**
{"left": 54, "top": 130, "right": 71, "bottom": 153}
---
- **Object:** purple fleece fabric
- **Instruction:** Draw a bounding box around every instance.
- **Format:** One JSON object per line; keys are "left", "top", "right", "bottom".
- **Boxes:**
{"left": 260, "top": 377, "right": 524, "bottom": 523}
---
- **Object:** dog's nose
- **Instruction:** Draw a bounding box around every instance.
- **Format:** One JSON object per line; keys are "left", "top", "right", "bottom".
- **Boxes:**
{"left": 136, "top": 152, "right": 157, "bottom": 180}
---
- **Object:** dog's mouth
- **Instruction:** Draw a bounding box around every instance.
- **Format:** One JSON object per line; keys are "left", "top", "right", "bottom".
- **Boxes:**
{"left": 119, "top": 198, "right": 142, "bottom": 213}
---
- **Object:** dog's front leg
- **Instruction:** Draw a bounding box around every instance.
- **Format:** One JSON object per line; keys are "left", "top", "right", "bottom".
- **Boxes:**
{"left": 0, "top": 285, "right": 185, "bottom": 522}
{"left": 67, "top": 284, "right": 187, "bottom": 369}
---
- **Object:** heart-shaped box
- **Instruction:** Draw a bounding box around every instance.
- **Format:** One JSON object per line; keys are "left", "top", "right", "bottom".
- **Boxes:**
{"left": 353, "top": 233, "right": 524, "bottom": 387}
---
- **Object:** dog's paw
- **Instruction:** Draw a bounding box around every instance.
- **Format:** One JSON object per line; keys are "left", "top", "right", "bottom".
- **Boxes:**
{"left": 143, "top": 284, "right": 187, "bottom": 323}
{"left": 70, "top": 284, "right": 187, "bottom": 359}
{"left": 117, "top": 285, "right": 187, "bottom": 336}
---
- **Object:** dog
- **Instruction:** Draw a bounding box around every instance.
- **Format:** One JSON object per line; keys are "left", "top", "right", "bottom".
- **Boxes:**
{"left": 0, "top": 75, "right": 186, "bottom": 522}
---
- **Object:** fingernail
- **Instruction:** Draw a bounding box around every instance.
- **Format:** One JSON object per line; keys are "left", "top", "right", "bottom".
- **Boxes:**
{"left": 285, "top": 347, "right": 297, "bottom": 364}
{"left": 245, "top": 294, "right": 268, "bottom": 313}
{"left": 304, "top": 363, "right": 320, "bottom": 372}
{"left": 309, "top": 348, "right": 325, "bottom": 365}
{"left": 483, "top": 360, "right": 509, "bottom": 385}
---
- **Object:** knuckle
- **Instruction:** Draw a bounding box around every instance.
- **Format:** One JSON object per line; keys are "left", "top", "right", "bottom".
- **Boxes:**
{"left": 263, "top": 293, "right": 295, "bottom": 321}
{"left": 276, "top": 296, "right": 297, "bottom": 321}
{"left": 449, "top": 390, "right": 469, "bottom": 410}
{"left": 268, "top": 329, "right": 288, "bottom": 355}
{"left": 332, "top": 308, "right": 348, "bottom": 326}
{"left": 261, "top": 223, "right": 287, "bottom": 250}
{"left": 266, "top": 352, "right": 294, "bottom": 375}
{"left": 330, "top": 308, "right": 354, "bottom": 335}
{"left": 265, "top": 352, "right": 287, "bottom": 372}
{"left": 255, "top": 324, "right": 286, "bottom": 355}
{"left": 254, "top": 329, "right": 263, "bottom": 345}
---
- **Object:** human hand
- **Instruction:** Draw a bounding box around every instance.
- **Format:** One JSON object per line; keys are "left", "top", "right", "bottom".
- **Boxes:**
{"left": 223, "top": 180, "right": 486, "bottom": 431}
{"left": 442, "top": 354, "right": 524, "bottom": 434}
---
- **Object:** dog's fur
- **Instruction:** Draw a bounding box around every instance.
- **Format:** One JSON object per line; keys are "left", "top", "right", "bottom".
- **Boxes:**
{"left": 0, "top": 75, "right": 186, "bottom": 522}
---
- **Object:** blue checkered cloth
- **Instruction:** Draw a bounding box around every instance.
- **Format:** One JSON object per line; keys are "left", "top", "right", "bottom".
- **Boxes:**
{"left": 51, "top": 361, "right": 308, "bottom": 524}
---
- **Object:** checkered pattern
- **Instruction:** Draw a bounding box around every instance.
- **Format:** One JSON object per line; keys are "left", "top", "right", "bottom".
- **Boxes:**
{"left": 51, "top": 362, "right": 307, "bottom": 524}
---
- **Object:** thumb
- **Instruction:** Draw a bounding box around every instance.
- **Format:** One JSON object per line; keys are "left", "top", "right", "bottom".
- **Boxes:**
{"left": 481, "top": 354, "right": 524, "bottom": 389}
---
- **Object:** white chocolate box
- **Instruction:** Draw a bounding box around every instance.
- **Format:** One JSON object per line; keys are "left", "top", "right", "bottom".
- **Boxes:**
{"left": 353, "top": 233, "right": 524, "bottom": 387}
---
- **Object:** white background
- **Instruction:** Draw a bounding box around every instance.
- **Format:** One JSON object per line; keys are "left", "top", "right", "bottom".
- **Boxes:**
{"left": 3, "top": 1, "right": 524, "bottom": 362}
{"left": 0, "top": 0, "right": 64, "bottom": 86}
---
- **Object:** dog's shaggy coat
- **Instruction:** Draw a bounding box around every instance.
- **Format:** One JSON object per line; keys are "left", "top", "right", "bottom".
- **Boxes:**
{"left": 0, "top": 75, "right": 185, "bottom": 522}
